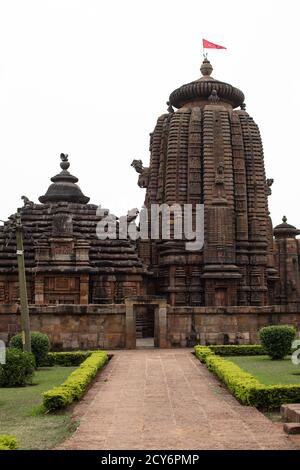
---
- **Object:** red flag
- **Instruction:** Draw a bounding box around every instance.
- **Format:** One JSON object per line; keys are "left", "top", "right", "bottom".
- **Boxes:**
{"left": 203, "top": 39, "right": 226, "bottom": 50}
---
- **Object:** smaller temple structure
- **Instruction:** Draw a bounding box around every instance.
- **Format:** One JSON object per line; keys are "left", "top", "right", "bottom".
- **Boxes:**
{"left": 0, "top": 154, "right": 150, "bottom": 306}
{"left": 273, "top": 216, "right": 300, "bottom": 305}
{"left": 0, "top": 154, "right": 153, "bottom": 348}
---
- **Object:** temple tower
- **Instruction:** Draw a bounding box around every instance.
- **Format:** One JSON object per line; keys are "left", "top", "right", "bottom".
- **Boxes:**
{"left": 136, "top": 58, "right": 273, "bottom": 307}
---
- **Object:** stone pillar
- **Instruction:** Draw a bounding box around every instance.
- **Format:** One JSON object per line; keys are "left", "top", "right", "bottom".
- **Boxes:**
{"left": 125, "top": 300, "right": 136, "bottom": 349}
{"left": 75, "top": 239, "right": 90, "bottom": 265}
{"left": 157, "top": 303, "right": 168, "bottom": 348}
{"left": 154, "top": 306, "right": 159, "bottom": 347}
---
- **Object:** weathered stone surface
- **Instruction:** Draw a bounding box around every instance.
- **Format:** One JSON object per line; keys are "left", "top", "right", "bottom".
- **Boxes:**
{"left": 281, "top": 404, "right": 300, "bottom": 423}
{"left": 283, "top": 423, "right": 300, "bottom": 435}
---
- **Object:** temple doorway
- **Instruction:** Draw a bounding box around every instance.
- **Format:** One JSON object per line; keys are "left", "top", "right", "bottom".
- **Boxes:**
{"left": 125, "top": 296, "right": 168, "bottom": 349}
{"left": 136, "top": 305, "right": 155, "bottom": 348}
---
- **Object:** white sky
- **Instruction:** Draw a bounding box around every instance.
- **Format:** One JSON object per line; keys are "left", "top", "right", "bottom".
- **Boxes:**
{"left": 0, "top": 0, "right": 299, "bottom": 229}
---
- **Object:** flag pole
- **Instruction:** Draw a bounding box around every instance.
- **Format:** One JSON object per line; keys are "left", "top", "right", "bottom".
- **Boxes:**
{"left": 202, "top": 39, "right": 207, "bottom": 59}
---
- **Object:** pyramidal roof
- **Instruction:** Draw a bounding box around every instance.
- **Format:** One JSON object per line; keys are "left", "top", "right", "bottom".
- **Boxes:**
{"left": 39, "top": 154, "right": 90, "bottom": 204}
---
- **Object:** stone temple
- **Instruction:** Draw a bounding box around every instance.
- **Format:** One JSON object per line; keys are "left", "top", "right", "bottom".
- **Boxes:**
{"left": 0, "top": 58, "right": 300, "bottom": 349}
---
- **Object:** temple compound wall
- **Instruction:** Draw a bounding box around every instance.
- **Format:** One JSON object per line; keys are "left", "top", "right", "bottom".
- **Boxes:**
{"left": 1, "top": 303, "right": 300, "bottom": 350}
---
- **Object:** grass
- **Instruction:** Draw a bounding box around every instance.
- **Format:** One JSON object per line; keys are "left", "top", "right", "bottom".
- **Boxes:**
{"left": 225, "top": 355, "right": 300, "bottom": 385}
{"left": 0, "top": 366, "right": 78, "bottom": 449}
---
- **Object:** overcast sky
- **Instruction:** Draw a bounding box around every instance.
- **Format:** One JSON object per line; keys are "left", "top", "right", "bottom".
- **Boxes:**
{"left": 0, "top": 0, "right": 299, "bottom": 229}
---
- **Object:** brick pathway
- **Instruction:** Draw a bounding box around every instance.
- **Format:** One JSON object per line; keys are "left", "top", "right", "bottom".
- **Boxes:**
{"left": 59, "top": 349, "right": 299, "bottom": 450}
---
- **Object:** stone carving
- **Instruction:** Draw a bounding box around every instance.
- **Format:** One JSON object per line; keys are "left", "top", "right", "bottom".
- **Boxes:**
{"left": 118, "top": 208, "right": 140, "bottom": 239}
{"left": 240, "top": 102, "right": 246, "bottom": 110}
{"left": 131, "top": 160, "right": 149, "bottom": 188}
{"left": 208, "top": 89, "right": 220, "bottom": 104}
{"left": 131, "top": 159, "right": 143, "bottom": 174}
{"left": 127, "top": 208, "right": 139, "bottom": 223}
{"left": 266, "top": 178, "right": 274, "bottom": 196}
{"left": 166, "top": 101, "right": 174, "bottom": 114}
{"left": 21, "top": 196, "right": 34, "bottom": 208}
{"left": 214, "top": 163, "right": 227, "bottom": 201}
{"left": 215, "top": 163, "right": 225, "bottom": 184}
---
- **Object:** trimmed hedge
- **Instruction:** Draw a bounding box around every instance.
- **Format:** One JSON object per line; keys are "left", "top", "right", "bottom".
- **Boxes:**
{"left": 46, "top": 351, "right": 92, "bottom": 367}
{"left": 42, "top": 351, "right": 108, "bottom": 411}
{"left": 0, "top": 435, "right": 18, "bottom": 450}
{"left": 194, "top": 345, "right": 300, "bottom": 410}
{"left": 194, "top": 346, "right": 214, "bottom": 362}
{"left": 10, "top": 332, "right": 50, "bottom": 367}
{"left": 209, "top": 345, "right": 266, "bottom": 356}
{"left": 0, "top": 349, "right": 35, "bottom": 387}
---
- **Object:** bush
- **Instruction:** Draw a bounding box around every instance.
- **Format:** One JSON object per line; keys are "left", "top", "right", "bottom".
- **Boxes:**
{"left": 45, "top": 351, "right": 92, "bottom": 367}
{"left": 42, "top": 351, "right": 108, "bottom": 411}
{"left": 259, "top": 325, "right": 296, "bottom": 360}
{"left": 0, "top": 349, "right": 35, "bottom": 387}
{"left": 209, "top": 345, "right": 266, "bottom": 356}
{"left": 0, "top": 435, "right": 18, "bottom": 450}
{"left": 10, "top": 332, "right": 50, "bottom": 367}
{"left": 194, "top": 345, "right": 300, "bottom": 410}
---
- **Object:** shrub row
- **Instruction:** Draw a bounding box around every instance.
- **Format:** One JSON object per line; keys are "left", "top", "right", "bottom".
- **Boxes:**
{"left": 194, "top": 345, "right": 300, "bottom": 410}
{"left": 209, "top": 345, "right": 266, "bottom": 356}
{"left": 42, "top": 351, "right": 108, "bottom": 411}
{"left": 0, "top": 435, "right": 18, "bottom": 450}
{"left": 45, "top": 351, "right": 92, "bottom": 367}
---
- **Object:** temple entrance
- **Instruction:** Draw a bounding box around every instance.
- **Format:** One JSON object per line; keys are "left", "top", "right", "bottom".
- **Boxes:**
{"left": 136, "top": 305, "right": 155, "bottom": 348}
{"left": 125, "top": 296, "right": 168, "bottom": 349}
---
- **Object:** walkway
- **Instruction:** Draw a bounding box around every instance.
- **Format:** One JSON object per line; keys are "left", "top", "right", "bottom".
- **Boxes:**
{"left": 60, "top": 349, "right": 299, "bottom": 450}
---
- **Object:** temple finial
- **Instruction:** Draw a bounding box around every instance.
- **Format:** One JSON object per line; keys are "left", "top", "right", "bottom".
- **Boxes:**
{"left": 282, "top": 215, "right": 287, "bottom": 224}
{"left": 60, "top": 153, "right": 70, "bottom": 171}
{"left": 200, "top": 57, "right": 213, "bottom": 77}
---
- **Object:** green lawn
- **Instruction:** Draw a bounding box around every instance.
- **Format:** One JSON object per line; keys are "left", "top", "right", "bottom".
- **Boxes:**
{"left": 0, "top": 366, "right": 77, "bottom": 450}
{"left": 226, "top": 355, "right": 300, "bottom": 385}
